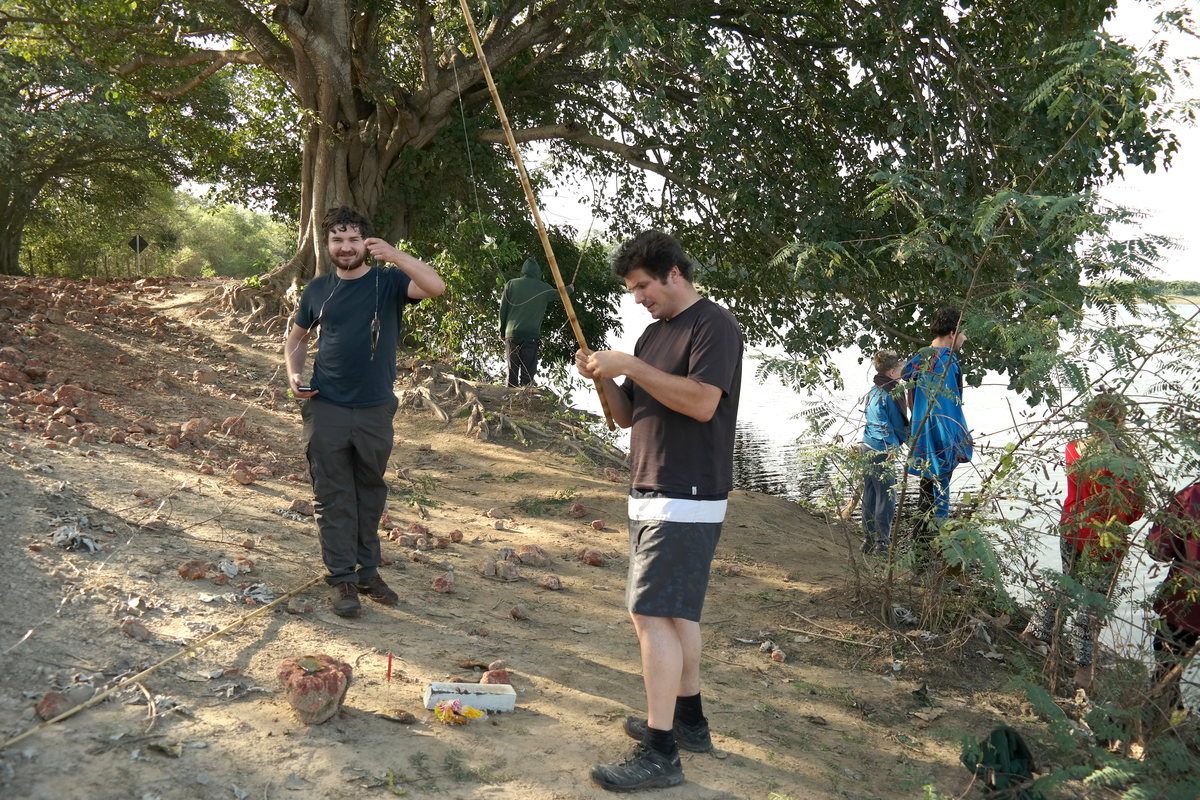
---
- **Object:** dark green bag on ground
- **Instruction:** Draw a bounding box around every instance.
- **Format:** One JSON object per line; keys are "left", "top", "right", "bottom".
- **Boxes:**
{"left": 961, "top": 726, "right": 1045, "bottom": 799}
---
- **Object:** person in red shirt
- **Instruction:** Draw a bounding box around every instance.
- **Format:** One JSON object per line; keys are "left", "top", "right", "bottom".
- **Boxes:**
{"left": 1022, "top": 393, "right": 1145, "bottom": 691}
{"left": 1147, "top": 480, "right": 1200, "bottom": 711}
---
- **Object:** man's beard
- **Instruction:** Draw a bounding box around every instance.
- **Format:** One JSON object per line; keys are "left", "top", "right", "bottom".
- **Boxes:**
{"left": 333, "top": 251, "right": 367, "bottom": 271}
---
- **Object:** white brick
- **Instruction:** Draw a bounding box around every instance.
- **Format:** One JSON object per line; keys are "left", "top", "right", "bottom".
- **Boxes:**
{"left": 422, "top": 681, "right": 517, "bottom": 713}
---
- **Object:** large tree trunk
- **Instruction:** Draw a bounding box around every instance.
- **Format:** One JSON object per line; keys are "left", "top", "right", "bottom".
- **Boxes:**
{"left": 0, "top": 190, "right": 33, "bottom": 276}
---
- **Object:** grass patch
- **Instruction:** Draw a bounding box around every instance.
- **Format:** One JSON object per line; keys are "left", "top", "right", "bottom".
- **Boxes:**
{"left": 515, "top": 488, "right": 578, "bottom": 516}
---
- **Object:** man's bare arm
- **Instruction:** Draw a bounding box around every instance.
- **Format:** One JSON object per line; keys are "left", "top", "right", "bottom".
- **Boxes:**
{"left": 585, "top": 350, "right": 722, "bottom": 423}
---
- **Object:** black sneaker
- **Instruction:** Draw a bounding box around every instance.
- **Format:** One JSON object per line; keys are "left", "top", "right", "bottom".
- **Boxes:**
{"left": 357, "top": 574, "right": 398, "bottom": 605}
{"left": 591, "top": 743, "right": 683, "bottom": 792}
{"left": 623, "top": 716, "right": 713, "bottom": 753}
{"left": 331, "top": 582, "right": 360, "bottom": 617}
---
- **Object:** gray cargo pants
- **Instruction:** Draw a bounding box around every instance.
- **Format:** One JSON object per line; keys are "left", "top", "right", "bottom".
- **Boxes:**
{"left": 302, "top": 396, "right": 397, "bottom": 585}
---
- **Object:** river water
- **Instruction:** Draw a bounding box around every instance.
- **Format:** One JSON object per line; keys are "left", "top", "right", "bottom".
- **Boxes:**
{"left": 560, "top": 294, "right": 1200, "bottom": 658}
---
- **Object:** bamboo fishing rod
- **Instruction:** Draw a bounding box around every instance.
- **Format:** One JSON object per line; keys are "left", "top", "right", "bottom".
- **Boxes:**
{"left": 456, "top": 0, "right": 616, "bottom": 431}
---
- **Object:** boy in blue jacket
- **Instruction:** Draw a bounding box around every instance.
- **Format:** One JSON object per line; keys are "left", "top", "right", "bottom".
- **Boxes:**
{"left": 861, "top": 350, "right": 910, "bottom": 555}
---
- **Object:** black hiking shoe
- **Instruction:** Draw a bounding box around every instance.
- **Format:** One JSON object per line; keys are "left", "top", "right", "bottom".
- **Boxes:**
{"left": 591, "top": 743, "right": 683, "bottom": 792}
{"left": 331, "top": 582, "right": 361, "bottom": 617}
{"left": 623, "top": 716, "right": 713, "bottom": 753}
{"left": 357, "top": 574, "right": 399, "bottom": 605}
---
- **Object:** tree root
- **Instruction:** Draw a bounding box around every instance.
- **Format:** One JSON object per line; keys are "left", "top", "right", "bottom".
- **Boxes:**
{"left": 396, "top": 363, "right": 626, "bottom": 468}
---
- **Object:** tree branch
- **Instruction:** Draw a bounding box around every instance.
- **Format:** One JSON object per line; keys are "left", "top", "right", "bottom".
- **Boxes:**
{"left": 478, "top": 124, "right": 721, "bottom": 199}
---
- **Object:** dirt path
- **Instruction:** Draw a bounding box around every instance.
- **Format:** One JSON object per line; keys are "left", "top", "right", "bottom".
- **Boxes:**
{"left": 0, "top": 276, "right": 1043, "bottom": 800}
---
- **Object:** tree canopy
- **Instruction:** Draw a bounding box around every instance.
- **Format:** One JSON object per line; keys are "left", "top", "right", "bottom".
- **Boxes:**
{"left": 0, "top": 0, "right": 1184, "bottom": 395}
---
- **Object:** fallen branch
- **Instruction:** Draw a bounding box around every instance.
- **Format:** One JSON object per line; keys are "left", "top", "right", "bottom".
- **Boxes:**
{"left": 0, "top": 575, "right": 322, "bottom": 752}
{"left": 780, "top": 625, "right": 883, "bottom": 649}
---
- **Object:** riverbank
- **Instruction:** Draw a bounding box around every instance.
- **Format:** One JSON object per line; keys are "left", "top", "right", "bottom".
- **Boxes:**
{"left": 0, "top": 276, "right": 1181, "bottom": 799}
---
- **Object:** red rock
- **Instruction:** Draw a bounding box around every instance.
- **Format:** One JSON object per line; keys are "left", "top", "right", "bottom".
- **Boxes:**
{"left": 407, "top": 521, "right": 429, "bottom": 536}
{"left": 164, "top": 434, "right": 181, "bottom": 449}
{"left": 771, "top": 648, "right": 786, "bottom": 663}
{"left": 120, "top": 617, "right": 151, "bottom": 641}
{"left": 211, "top": 573, "right": 229, "bottom": 585}
{"left": 517, "top": 544, "right": 550, "bottom": 567}
{"left": 180, "top": 416, "right": 212, "bottom": 443}
{"left": 278, "top": 654, "right": 353, "bottom": 725}
{"left": 566, "top": 502, "right": 586, "bottom": 518}
{"left": 286, "top": 597, "right": 316, "bottom": 615}
{"left": 488, "top": 659, "right": 507, "bottom": 671}
{"left": 541, "top": 575, "right": 563, "bottom": 590}
{"left": 220, "top": 416, "right": 247, "bottom": 436}
{"left": 289, "top": 498, "right": 315, "bottom": 516}
{"left": 431, "top": 572, "right": 455, "bottom": 593}
{"left": 591, "top": 520, "right": 605, "bottom": 530}
{"left": 177, "top": 559, "right": 210, "bottom": 580}
{"left": 229, "top": 466, "right": 256, "bottom": 485}
{"left": 604, "top": 467, "right": 623, "bottom": 482}
{"left": 52, "top": 384, "right": 87, "bottom": 408}
{"left": 509, "top": 604, "right": 530, "bottom": 620}
{"left": 36, "top": 690, "right": 73, "bottom": 721}
{"left": 198, "top": 464, "right": 214, "bottom": 475}
{"left": 409, "top": 551, "right": 430, "bottom": 564}
{"left": 480, "top": 669, "right": 511, "bottom": 685}
{"left": 109, "top": 430, "right": 127, "bottom": 444}
{"left": 577, "top": 548, "right": 605, "bottom": 567}
{"left": 27, "top": 543, "right": 43, "bottom": 552}
{"left": 725, "top": 563, "right": 743, "bottom": 577}
{"left": 448, "top": 529, "right": 464, "bottom": 543}
{"left": 378, "top": 512, "right": 395, "bottom": 529}
{"left": 380, "top": 554, "right": 394, "bottom": 566}
{"left": 435, "top": 537, "right": 450, "bottom": 549}
{"left": 234, "top": 556, "right": 254, "bottom": 572}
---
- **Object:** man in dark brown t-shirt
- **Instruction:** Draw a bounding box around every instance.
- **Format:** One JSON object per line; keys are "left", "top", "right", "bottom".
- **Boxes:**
{"left": 576, "top": 230, "right": 742, "bottom": 792}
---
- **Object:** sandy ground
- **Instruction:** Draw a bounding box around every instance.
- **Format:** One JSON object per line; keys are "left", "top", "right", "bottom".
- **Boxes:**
{"left": 0, "top": 276, "right": 1055, "bottom": 800}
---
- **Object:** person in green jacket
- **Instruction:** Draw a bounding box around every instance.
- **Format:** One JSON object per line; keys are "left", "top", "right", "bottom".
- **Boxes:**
{"left": 499, "top": 256, "right": 562, "bottom": 387}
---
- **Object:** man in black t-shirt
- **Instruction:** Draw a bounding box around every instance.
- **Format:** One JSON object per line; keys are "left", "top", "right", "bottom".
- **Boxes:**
{"left": 576, "top": 230, "right": 742, "bottom": 792}
{"left": 285, "top": 206, "right": 445, "bottom": 617}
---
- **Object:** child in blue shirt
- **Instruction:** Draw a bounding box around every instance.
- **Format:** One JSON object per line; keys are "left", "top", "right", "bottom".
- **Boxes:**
{"left": 861, "top": 350, "right": 910, "bottom": 555}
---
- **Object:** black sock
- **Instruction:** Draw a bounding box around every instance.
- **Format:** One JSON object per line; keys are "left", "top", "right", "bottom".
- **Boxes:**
{"left": 643, "top": 725, "right": 676, "bottom": 756}
{"left": 674, "top": 693, "right": 705, "bottom": 726}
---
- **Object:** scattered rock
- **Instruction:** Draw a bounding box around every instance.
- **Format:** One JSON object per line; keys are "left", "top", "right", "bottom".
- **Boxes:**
{"left": 603, "top": 467, "right": 622, "bottom": 482}
{"left": 577, "top": 548, "right": 605, "bottom": 567}
{"left": 278, "top": 654, "right": 353, "bottom": 725}
{"left": 516, "top": 544, "right": 550, "bottom": 567}
{"left": 120, "top": 617, "right": 151, "bottom": 642}
{"left": 407, "top": 521, "right": 429, "bottom": 536}
{"left": 480, "top": 669, "right": 511, "bottom": 685}
{"left": 481, "top": 557, "right": 497, "bottom": 577}
{"left": 493, "top": 520, "right": 506, "bottom": 530}
{"left": 590, "top": 519, "right": 605, "bottom": 530}
{"left": 495, "top": 560, "right": 520, "bottom": 581}
{"left": 510, "top": 604, "right": 530, "bottom": 620}
{"left": 36, "top": 691, "right": 73, "bottom": 721}
{"left": 286, "top": 597, "right": 316, "bottom": 615}
{"left": 566, "top": 502, "right": 586, "bottom": 518}
{"left": 488, "top": 660, "right": 507, "bottom": 671}
{"left": 431, "top": 572, "right": 455, "bottom": 593}
{"left": 177, "top": 559, "right": 210, "bottom": 580}
{"left": 771, "top": 648, "right": 786, "bottom": 663}
{"left": 540, "top": 575, "right": 563, "bottom": 591}
{"left": 486, "top": 507, "right": 509, "bottom": 519}
{"left": 228, "top": 465, "right": 256, "bottom": 485}
{"left": 289, "top": 498, "right": 315, "bottom": 516}
{"left": 448, "top": 529, "right": 464, "bottom": 543}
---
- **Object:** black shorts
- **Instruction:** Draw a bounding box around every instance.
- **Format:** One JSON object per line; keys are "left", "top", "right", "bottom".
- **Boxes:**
{"left": 625, "top": 519, "right": 722, "bottom": 622}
